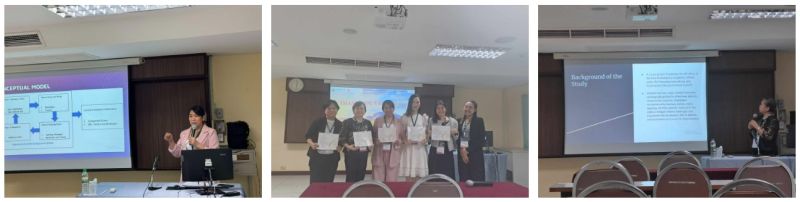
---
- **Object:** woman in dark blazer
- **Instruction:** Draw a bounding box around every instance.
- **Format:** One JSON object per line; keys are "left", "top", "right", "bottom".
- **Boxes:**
{"left": 747, "top": 98, "right": 779, "bottom": 156}
{"left": 457, "top": 100, "right": 486, "bottom": 181}
{"left": 305, "top": 100, "right": 343, "bottom": 182}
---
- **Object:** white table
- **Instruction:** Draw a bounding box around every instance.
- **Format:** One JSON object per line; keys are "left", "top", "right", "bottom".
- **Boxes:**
{"left": 700, "top": 155, "right": 796, "bottom": 174}
{"left": 78, "top": 182, "right": 245, "bottom": 198}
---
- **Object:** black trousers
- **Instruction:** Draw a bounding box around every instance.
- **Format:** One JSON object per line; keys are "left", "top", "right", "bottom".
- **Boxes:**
{"left": 458, "top": 149, "right": 485, "bottom": 181}
{"left": 428, "top": 144, "right": 456, "bottom": 180}
{"left": 308, "top": 151, "right": 340, "bottom": 182}
{"left": 344, "top": 150, "right": 369, "bottom": 182}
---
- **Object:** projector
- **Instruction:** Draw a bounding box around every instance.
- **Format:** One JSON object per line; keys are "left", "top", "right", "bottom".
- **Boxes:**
{"left": 374, "top": 5, "right": 408, "bottom": 30}
{"left": 627, "top": 5, "right": 658, "bottom": 21}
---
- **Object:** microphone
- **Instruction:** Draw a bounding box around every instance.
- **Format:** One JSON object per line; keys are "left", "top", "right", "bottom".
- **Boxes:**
{"left": 144, "top": 155, "right": 161, "bottom": 197}
{"left": 190, "top": 124, "right": 198, "bottom": 138}
{"left": 147, "top": 155, "right": 161, "bottom": 190}
{"left": 466, "top": 180, "right": 493, "bottom": 187}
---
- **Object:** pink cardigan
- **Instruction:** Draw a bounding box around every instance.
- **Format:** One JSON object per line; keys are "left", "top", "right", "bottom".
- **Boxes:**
{"left": 168, "top": 124, "right": 220, "bottom": 158}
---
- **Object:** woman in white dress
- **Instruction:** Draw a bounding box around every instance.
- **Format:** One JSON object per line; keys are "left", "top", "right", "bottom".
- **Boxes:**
{"left": 399, "top": 94, "right": 429, "bottom": 181}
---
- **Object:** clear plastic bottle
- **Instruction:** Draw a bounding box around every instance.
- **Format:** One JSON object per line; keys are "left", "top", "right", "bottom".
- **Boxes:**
{"left": 710, "top": 138, "right": 717, "bottom": 154}
{"left": 81, "top": 169, "right": 89, "bottom": 195}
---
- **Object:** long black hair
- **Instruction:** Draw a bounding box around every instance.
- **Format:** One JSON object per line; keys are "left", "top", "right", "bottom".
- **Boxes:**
{"left": 762, "top": 98, "right": 777, "bottom": 114}
{"left": 462, "top": 100, "right": 478, "bottom": 121}
{"left": 434, "top": 100, "right": 449, "bottom": 121}
{"left": 404, "top": 94, "right": 420, "bottom": 117}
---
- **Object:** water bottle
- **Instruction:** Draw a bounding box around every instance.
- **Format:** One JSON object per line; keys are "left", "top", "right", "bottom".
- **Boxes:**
{"left": 81, "top": 169, "right": 89, "bottom": 195}
{"left": 710, "top": 138, "right": 717, "bottom": 154}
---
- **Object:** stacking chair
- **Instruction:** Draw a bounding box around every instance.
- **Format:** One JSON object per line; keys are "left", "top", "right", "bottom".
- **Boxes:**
{"left": 342, "top": 180, "right": 394, "bottom": 197}
{"left": 734, "top": 157, "right": 795, "bottom": 197}
{"left": 713, "top": 178, "right": 786, "bottom": 198}
{"left": 615, "top": 157, "right": 651, "bottom": 181}
{"left": 408, "top": 174, "right": 463, "bottom": 197}
{"left": 653, "top": 162, "right": 712, "bottom": 197}
{"left": 573, "top": 160, "right": 633, "bottom": 197}
{"left": 577, "top": 180, "right": 648, "bottom": 198}
{"left": 657, "top": 150, "right": 700, "bottom": 176}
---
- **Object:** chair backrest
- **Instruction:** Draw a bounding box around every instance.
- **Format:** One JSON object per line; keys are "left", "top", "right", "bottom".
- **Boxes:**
{"left": 615, "top": 157, "right": 650, "bottom": 181}
{"left": 734, "top": 157, "right": 795, "bottom": 197}
{"left": 408, "top": 174, "right": 463, "bottom": 198}
{"left": 577, "top": 180, "right": 648, "bottom": 198}
{"left": 653, "top": 162, "right": 711, "bottom": 197}
{"left": 342, "top": 180, "right": 395, "bottom": 197}
{"left": 573, "top": 160, "right": 633, "bottom": 197}
{"left": 713, "top": 178, "right": 786, "bottom": 198}
{"left": 657, "top": 150, "right": 700, "bottom": 175}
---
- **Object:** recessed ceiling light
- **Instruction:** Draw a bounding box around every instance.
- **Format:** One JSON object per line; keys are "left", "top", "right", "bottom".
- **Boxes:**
{"left": 494, "top": 36, "right": 516, "bottom": 44}
{"left": 43, "top": 5, "right": 190, "bottom": 18}
{"left": 342, "top": 28, "right": 358, "bottom": 35}
{"left": 710, "top": 9, "right": 795, "bottom": 19}
{"left": 429, "top": 44, "right": 508, "bottom": 59}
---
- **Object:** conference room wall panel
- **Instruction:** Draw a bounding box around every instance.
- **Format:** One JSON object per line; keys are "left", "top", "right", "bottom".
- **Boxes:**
{"left": 131, "top": 54, "right": 211, "bottom": 169}
{"left": 284, "top": 78, "right": 330, "bottom": 143}
{"left": 538, "top": 53, "right": 565, "bottom": 157}
{"left": 416, "top": 84, "right": 455, "bottom": 120}
{"left": 538, "top": 51, "right": 775, "bottom": 157}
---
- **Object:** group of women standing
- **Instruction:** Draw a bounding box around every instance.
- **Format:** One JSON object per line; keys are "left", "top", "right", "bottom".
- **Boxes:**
{"left": 304, "top": 94, "right": 486, "bottom": 183}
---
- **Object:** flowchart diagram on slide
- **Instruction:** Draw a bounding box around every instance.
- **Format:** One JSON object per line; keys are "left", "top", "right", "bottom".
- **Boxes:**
{"left": 5, "top": 88, "right": 124, "bottom": 152}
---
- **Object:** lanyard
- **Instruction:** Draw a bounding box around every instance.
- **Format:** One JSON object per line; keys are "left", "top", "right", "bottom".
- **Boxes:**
{"left": 411, "top": 113, "right": 419, "bottom": 127}
{"left": 325, "top": 121, "right": 334, "bottom": 133}
{"left": 384, "top": 116, "right": 393, "bottom": 128}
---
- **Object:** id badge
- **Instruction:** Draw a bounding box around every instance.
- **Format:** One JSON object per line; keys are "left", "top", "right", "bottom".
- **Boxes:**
{"left": 460, "top": 140, "right": 469, "bottom": 148}
{"left": 382, "top": 143, "right": 392, "bottom": 151}
{"left": 436, "top": 146, "right": 445, "bottom": 154}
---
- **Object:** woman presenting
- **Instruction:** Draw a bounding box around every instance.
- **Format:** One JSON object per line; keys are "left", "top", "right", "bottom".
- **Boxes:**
{"left": 163, "top": 105, "right": 219, "bottom": 158}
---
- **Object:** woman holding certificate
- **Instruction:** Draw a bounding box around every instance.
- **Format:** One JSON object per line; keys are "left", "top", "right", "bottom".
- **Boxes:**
{"left": 458, "top": 100, "right": 486, "bottom": 181}
{"left": 372, "top": 100, "right": 403, "bottom": 182}
{"left": 304, "top": 100, "right": 343, "bottom": 182}
{"left": 340, "top": 101, "right": 374, "bottom": 182}
{"left": 400, "top": 94, "right": 429, "bottom": 181}
{"left": 427, "top": 100, "right": 459, "bottom": 179}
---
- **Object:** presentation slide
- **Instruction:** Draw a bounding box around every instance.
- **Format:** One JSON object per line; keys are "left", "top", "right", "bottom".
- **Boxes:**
{"left": 563, "top": 58, "right": 708, "bottom": 155}
{"left": 330, "top": 85, "right": 415, "bottom": 121}
{"left": 5, "top": 66, "right": 131, "bottom": 171}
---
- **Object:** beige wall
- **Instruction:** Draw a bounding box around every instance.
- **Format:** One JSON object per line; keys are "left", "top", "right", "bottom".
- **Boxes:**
{"left": 776, "top": 50, "right": 795, "bottom": 111}
{"left": 4, "top": 53, "right": 263, "bottom": 197}
{"left": 209, "top": 53, "right": 262, "bottom": 197}
{"left": 502, "top": 84, "right": 529, "bottom": 149}
{"left": 775, "top": 50, "right": 796, "bottom": 154}
{"left": 271, "top": 79, "right": 529, "bottom": 171}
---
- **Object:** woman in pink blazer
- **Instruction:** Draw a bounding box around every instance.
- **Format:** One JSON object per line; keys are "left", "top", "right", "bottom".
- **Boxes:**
{"left": 372, "top": 100, "right": 404, "bottom": 182}
{"left": 163, "top": 105, "right": 220, "bottom": 158}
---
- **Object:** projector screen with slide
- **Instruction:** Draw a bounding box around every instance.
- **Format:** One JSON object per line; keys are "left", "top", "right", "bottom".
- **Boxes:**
{"left": 5, "top": 66, "right": 131, "bottom": 171}
{"left": 564, "top": 58, "right": 708, "bottom": 155}
{"left": 330, "top": 84, "right": 415, "bottom": 121}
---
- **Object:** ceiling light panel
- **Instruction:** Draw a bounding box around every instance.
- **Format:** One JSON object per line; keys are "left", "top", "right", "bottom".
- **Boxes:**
{"left": 43, "top": 5, "right": 190, "bottom": 18}
{"left": 428, "top": 44, "right": 508, "bottom": 59}
{"left": 710, "top": 9, "right": 795, "bottom": 20}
